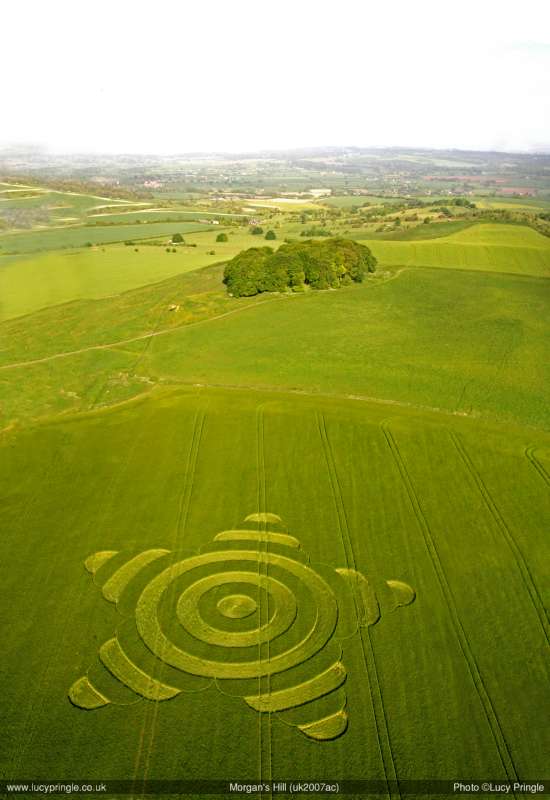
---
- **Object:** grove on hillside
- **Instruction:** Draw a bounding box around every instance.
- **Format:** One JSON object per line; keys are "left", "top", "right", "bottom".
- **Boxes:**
{"left": 223, "top": 238, "right": 377, "bottom": 296}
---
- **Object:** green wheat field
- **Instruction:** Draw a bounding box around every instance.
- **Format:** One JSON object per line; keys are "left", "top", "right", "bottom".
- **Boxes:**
{"left": 0, "top": 193, "right": 549, "bottom": 796}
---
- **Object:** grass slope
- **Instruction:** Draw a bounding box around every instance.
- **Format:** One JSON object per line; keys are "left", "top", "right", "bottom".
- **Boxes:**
{"left": 0, "top": 242, "right": 225, "bottom": 321}
{"left": 1, "top": 267, "right": 548, "bottom": 431}
{"left": 0, "top": 230, "right": 285, "bottom": 321}
{"left": 2, "top": 222, "right": 548, "bottom": 323}
{"left": 368, "top": 220, "right": 475, "bottom": 241}
{"left": 129, "top": 268, "right": 550, "bottom": 430}
{"left": 366, "top": 224, "right": 550, "bottom": 276}
{"left": 0, "top": 387, "right": 548, "bottom": 785}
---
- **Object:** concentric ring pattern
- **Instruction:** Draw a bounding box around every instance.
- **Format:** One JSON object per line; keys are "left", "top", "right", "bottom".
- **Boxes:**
{"left": 69, "top": 513, "right": 415, "bottom": 741}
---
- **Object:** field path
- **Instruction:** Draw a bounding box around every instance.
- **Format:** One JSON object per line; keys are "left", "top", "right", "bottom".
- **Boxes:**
{"left": 381, "top": 422, "right": 519, "bottom": 788}
{"left": 0, "top": 270, "right": 406, "bottom": 372}
{"left": 0, "top": 299, "right": 285, "bottom": 371}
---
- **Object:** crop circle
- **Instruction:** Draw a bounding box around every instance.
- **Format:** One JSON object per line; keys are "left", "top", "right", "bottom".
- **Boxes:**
{"left": 217, "top": 594, "right": 257, "bottom": 619}
{"left": 136, "top": 549, "right": 338, "bottom": 679}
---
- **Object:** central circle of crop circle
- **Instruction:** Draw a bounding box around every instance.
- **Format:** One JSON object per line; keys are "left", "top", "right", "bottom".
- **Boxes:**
{"left": 176, "top": 570, "right": 296, "bottom": 647}
{"left": 217, "top": 594, "right": 257, "bottom": 619}
{"left": 137, "top": 549, "right": 338, "bottom": 679}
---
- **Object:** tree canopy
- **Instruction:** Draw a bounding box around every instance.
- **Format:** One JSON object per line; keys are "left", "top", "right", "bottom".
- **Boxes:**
{"left": 223, "top": 238, "right": 377, "bottom": 297}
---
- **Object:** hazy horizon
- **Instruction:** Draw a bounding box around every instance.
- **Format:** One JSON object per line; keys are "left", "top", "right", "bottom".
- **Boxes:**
{"left": 2, "top": 143, "right": 550, "bottom": 158}
{"left": 3, "top": 0, "right": 550, "bottom": 155}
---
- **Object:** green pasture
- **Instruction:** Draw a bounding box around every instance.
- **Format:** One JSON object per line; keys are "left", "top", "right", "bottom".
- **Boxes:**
{"left": 448, "top": 224, "right": 550, "bottom": 246}
{"left": 0, "top": 228, "right": 287, "bottom": 321}
{"left": 475, "top": 196, "right": 550, "bottom": 212}
{"left": 86, "top": 211, "right": 210, "bottom": 224}
{"left": 1, "top": 266, "right": 548, "bottom": 431}
{"left": 0, "top": 241, "right": 225, "bottom": 321}
{"left": 366, "top": 224, "right": 550, "bottom": 276}
{"left": 123, "top": 268, "right": 550, "bottom": 430}
{"left": 0, "top": 386, "right": 548, "bottom": 786}
{"left": 0, "top": 263, "right": 254, "bottom": 369}
{"left": 0, "top": 221, "right": 210, "bottom": 256}
{"left": 0, "top": 192, "right": 59, "bottom": 210}
{"left": 87, "top": 210, "right": 246, "bottom": 224}
{"left": 369, "top": 220, "right": 475, "bottom": 241}
{"left": 321, "top": 195, "right": 404, "bottom": 208}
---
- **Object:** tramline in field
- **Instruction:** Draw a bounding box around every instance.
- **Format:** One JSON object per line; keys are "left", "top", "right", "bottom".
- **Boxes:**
{"left": 0, "top": 387, "right": 548, "bottom": 784}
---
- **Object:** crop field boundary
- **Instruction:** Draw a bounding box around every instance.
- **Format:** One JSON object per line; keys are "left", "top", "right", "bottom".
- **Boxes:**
{"left": 450, "top": 433, "right": 550, "bottom": 645}
{"left": 6, "top": 378, "right": 550, "bottom": 450}
{"left": 380, "top": 422, "right": 519, "bottom": 788}
{"left": 396, "top": 264, "right": 550, "bottom": 281}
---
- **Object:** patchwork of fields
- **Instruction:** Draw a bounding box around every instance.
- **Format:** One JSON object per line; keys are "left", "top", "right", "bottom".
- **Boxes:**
{"left": 0, "top": 183, "right": 548, "bottom": 792}
{"left": 1, "top": 223, "right": 548, "bottom": 322}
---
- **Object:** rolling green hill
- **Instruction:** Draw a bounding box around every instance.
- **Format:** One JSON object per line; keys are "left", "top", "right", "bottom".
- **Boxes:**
{"left": 1, "top": 222, "right": 548, "bottom": 322}
{"left": 448, "top": 224, "right": 550, "bottom": 246}
{"left": 0, "top": 243, "right": 216, "bottom": 321}
{"left": 0, "top": 231, "right": 285, "bottom": 321}
{"left": 366, "top": 224, "right": 550, "bottom": 276}
{"left": 1, "top": 266, "right": 548, "bottom": 431}
{"left": 0, "top": 198, "right": 548, "bottom": 792}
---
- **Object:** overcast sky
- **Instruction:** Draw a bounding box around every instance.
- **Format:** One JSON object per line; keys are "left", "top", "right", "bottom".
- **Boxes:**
{"left": 2, "top": 0, "right": 549, "bottom": 154}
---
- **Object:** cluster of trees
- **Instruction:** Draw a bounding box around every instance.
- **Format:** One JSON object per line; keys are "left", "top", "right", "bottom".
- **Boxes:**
{"left": 249, "top": 226, "right": 277, "bottom": 240}
{"left": 300, "top": 226, "right": 332, "bottom": 237}
{"left": 223, "top": 238, "right": 377, "bottom": 297}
